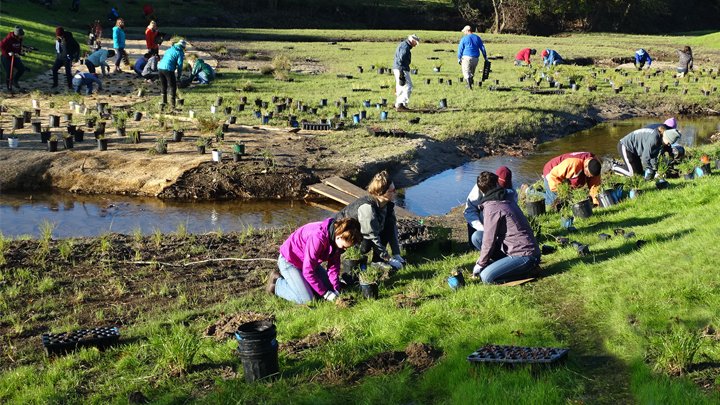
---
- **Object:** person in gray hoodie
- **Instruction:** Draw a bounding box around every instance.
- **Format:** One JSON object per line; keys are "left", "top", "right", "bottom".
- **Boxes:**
{"left": 676, "top": 46, "right": 693, "bottom": 77}
{"left": 392, "top": 34, "right": 419, "bottom": 111}
{"left": 472, "top": 171, "right": 540, "bottom": 284}
{"left": 612, "top": 126, "right": 682, "bottom": 178}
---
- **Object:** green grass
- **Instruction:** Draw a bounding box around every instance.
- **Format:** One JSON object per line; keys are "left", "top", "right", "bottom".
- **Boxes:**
{"left": 2, "top": 147, "right": 720, "bottom": 403}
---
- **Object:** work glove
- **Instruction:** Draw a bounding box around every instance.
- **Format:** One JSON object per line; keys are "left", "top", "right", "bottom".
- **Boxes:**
{"left": 323, "top": 290, "right": 339, "bottom": 302}
{"left": 388, "top": 258, "right": 403, "bottom": 270}
{"left": 472, "top": 264, "right": 483, "bottom": 278}
{"left": 7, "top": 52, "right": 13, "bottom": 57}
{"left": 392, "top": 254, "right": 405, "bottom": 264}
{"left": 458, "top": 59, "right": 461, "bottom": 65}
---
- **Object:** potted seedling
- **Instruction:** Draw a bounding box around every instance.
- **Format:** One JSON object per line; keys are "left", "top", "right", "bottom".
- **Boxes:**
{"left": 47, "top": 134, "right": 59, "bottom": 152}
{"left": 155, "top": 136, "right": 168, "bottom": 154}
{"left": 525, "top": 192, "right": 546, "bottom": 217}
{"left": 128, "top": 130, "right": 142, "bottom": 144}
{"left": 626, "top": 175, "right": 644, "bottom": 199}
{"left": 40, "top": 126, "right": 51, "bottom": 143}
{"left": 570, "top": 188, "right": 593, "bottom": 218}
{"left": 172, "top": 122, "right": 184, "bottom": 142}
{"left": 114, "top": 111, "right": 127, "bottom": 137}
{"left": 136, "top": 83, "right": 146, "bottom": 97}
{"left": 433, "top": 63, "right": 442, "bottom": 73}
{"left": 97, "top": 134, "right": 108, "bottom": 151}
{"left": 7, "top": 131, "right": 19, "bottom": 148}
{"left": 232, "top": 142, "right": 245, "bottom": 162}
{"left": 211, "top": 147, "right": 223, "bottom": 162}
{"left": 358, "top": 264, "right": 382, "bottom": 299}
{"left": 196, "top": 137, "right": 209, "bottom": 154}
{"left": 555, "top": 183, "right": 574, "bottom": 229}
{"left": 63, "top": 133, "right": 74, "bottom": 149}
{"left": 342, "top": 245, "right": 366, "bottom": 274}
{"left": 677, "top": 159, "right": 696, "bottom": 180}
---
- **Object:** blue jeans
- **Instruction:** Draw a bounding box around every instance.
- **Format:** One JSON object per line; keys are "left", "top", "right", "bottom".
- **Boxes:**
{"left": 480, "top": 255, "right": 539, "bottom": 284}
{"left": 543, "top": 176, "right": 557, "bottom": 206}
{"left": 467, "top": 224, "right": 483, "bottom": 251}
{"left": 72, "top": 77, "right": 95, "bottom": 94}
{"left": 197, "top": 70, "right": 214, "bottom": 84}
{"left": 275, "top": 255, "right": 330, "bottom": 304}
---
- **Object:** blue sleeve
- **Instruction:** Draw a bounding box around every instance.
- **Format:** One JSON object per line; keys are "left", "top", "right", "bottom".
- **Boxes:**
{"left": 647, "top": 54, "right": 652, "bottom": 66}
{"left": 458, "top": 39, "right": 464, "bottom": 60}
{"left": 177, "top": 52, "right": 184, "bottom": 77}
{"left": 480, "top": 40, "right": 487, "bottom": 60}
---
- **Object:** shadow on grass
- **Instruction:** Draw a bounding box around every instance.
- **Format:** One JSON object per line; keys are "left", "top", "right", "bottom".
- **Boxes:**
{"left": 566, "top": 214, "right": 666, "bottom": 236}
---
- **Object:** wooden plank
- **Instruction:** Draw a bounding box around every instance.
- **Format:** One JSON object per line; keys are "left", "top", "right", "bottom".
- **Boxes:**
{"left": 499, "top": 278, "right": 536, "bottom": 287}
{"left": 307, "top": 184, "right": 357, "bottom": 205}
{"left": 323, "top": 176, "right": 366, "bottom": 198}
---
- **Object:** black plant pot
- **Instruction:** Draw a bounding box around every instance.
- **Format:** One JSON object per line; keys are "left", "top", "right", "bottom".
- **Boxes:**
{"left": 47, "top": 140, "right": 58, "bottom": 152}
{"left": 224, "top": 106, "right": 232, "bottom": 115}
{"left": 133, "top": 112, "right": 143, "bottom": 121}
{"left": 74, "top": 130, "right": 84, "bottom": 142}
{"left": 215, "top": 96, "right": 224, "bottom": 106}
{"left": 86, "top": 117, "right": 96, "bottom": 128}
{"left": 97, "top": 139, "right": 108, "bottom": 151}
{"left": 63, "top": 137, "right": 74, "bottom": 149}
{"left": 655, "top": 179, "right": 669, "bottom": 189}
{"left": 13, "top": 116, "right": 24, "bottom": 129}
{"left": 177, "top": 98, "right": 184, "bottom": 106}
{"left": 31, "top": 121, "right": 42, "bottom": 133}
{"left": 156, "top": 144, "right": 167, "bottom": 154}
{"left": 525, "top": 199, "right": 546, "bottom": 217}
{"left": 23, "top": 111, "right": 32, "bottom": 123}
{"left": 229, "top": 116, "right": 237, "bottom": 124}
{"left": 197, "top": 145, "right": 206, "bottom": 154}
{"left": 40, "top": 131, "right": 51, "bottom": 143}
{"left": 233, "top": 152, "right": 242, "bottom": 162}
{"left": 360, "top": 282, "right": 379, "bottom": 299}
{"left": 571, "top": 198, "right": 593, "bottom": 219}
{"left": 236, "top": 104, "right": 245, "bottom": 112}
{"left": 222, "top": 123, "right": 229, "bottom": 132}
{"left": 67, "top": 124, "right": 76, "bottom": 135}
{"left": 116, "top": 127, "right": 126, "bottom": 137}
{"left": 439, "top": 98, "right": 447, "bottom": 108}
{"left": 598, "top": 190, "right": 617, "bottom": 208}
{"left": 173, "top": 130, "right": 184, "bottom": 142}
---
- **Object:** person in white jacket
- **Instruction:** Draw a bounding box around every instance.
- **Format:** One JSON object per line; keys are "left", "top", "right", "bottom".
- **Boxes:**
{"left": 464, "top": 166, "right": 516, "bottom": 250}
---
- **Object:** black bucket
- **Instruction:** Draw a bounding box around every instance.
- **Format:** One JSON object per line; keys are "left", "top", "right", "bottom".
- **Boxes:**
{"left": 360, "top": 282, "right": 379, "bottom": 299}
{"left": 235, "top": 320, "right": 279, "bottom": 383}
{"left": 525, "top": 199, "right": 546, "bottom": 217}
{"left": 571, "top": 199, "right": 593, "bottom": 219}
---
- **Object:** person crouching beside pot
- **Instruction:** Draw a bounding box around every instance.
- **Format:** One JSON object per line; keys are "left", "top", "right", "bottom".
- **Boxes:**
{"left": 472, "top": 171, "right": 541, "bottom": 284}
{"left": 268, "top": 218, "right": 362, "bottom": 305}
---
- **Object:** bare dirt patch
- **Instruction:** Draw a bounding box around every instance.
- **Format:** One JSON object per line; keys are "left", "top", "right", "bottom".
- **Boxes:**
{"left": 204, "top": 312, "right": 275, "bottom": 341}
{"left": 281, "top": 330, "right": 336, "bottom": 356}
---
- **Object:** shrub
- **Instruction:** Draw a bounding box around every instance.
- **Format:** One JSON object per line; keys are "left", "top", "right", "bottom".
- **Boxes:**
{"left": 150, "top": 324, "right": 202, "bottom": 376}
{"left": 272, "top": 55, "right": 291, "bottom": 72}
{"left": 647, "top": 324, "right": 703, "bottom": 376}
{"left": 260, "top": 65, "right": 275, "bottom": 75}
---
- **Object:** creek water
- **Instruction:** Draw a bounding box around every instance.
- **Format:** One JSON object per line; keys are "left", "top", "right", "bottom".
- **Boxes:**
{"left": 1, "top": 117, "right": 718, "bottom": 237}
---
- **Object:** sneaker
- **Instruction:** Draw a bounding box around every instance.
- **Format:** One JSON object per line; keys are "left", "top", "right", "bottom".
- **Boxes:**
{"left": 265, "top": 270, "right": 281, "bottom": 295}
{"left": 395, "top": 104, "right": 410, "bottom": 112}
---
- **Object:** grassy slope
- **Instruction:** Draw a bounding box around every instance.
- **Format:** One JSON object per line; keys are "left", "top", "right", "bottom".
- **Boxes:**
{"left": 2, "top": 147, "right": 720, "bottom": 403}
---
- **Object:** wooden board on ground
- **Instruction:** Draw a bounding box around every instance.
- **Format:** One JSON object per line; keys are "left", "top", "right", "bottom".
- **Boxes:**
{"left": 500, "top": 278, "right": 536, "bottom": 286}
{"left": 307, "top": 183, "right": 357, "bottom": 205}
{"left": 319, "top": 176, "right": 416, "bottom": 218}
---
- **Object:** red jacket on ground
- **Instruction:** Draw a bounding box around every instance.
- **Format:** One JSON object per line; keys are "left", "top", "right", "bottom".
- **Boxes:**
{"left": 0, "top": 32, "right": 23, "bottom": 58}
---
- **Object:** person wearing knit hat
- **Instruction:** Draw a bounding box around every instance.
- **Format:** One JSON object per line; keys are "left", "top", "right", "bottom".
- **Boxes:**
{"left": 457, "top": 25, "right": 487, "bottom": 89}
{"left": 645, "top": 117, "right": 677, "bottom": 132}
{"left": 542, "top": 152, "right": 602, "bottom": 206}
{"left": 157, "top": 39, "right": 187, "bottom": 109}
{"left": 612, "top": 125, "right": 681, "bottom": 178}
{"left": 392, "top": 34, "right": 419, "bottom": 110}
{"left": 52, "top": 27, "right": 80, "bottom": 89}
{"left": 1, "top": 25, "right": 27, "bottom": 90}
{"left": 464, "top": 166, "right": 518, "bottom": 251}
{"left": 542, "top": 49, "right": 564, "bottom": 67}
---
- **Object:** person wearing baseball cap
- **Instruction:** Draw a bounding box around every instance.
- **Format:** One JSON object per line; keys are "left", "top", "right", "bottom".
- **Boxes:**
{"left": 612, "top": 125, "right": 681, "bottom": 179}
{"left": 392, "top": 34, "right": 419, "bottom": 111}
{"left": 457, "top": 25, "right": 487, "bottom": 89}
{"left": 0, "top": 25, "right": 27, "bottom": 90}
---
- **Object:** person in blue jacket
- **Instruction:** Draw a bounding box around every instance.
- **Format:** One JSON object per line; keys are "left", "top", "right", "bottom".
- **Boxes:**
{"left": 72, "top": 71, "right": 102, "bottom": 94}
{"left": 112, "top": 18, "right": 128, "bottom": 73}
{"left": 634, "top": 49, "right": 652, "bottom": 70}
{"left": 457, "top": 25, "right": 487, "bottom": 90}
{"left": 541, "top": 49, "right": 563, "bottom": 67}
{"left": 157, "top": 39, "right": 186, "bottom": 109}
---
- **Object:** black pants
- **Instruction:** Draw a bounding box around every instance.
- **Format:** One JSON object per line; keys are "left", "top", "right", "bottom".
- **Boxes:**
{"left": 1, "top": 55, "right": 26, "bottom": 87}
{"left": 359, "top": 225, "right": 394, "bottom": 262}
{"left": 85, "top": 60, "right": 96, "bottom": 74}
{"left": 612, "top": 142, "right": 643, "bottom": 177}
{"left": 159, "top": 69, "right": 177, "bottom": 107}
{"left": 52, "top": 57, "right": 72, "bottom": 87}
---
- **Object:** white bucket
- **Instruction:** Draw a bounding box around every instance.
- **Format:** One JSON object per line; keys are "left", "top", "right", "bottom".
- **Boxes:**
{"left": 211, "top": 149, "right": 222, "bottom": 162}
{"left": 8, "top": 138, "right": 19, "bottom": 148}
{"left": 188, "top": 110, "right": 195, "bottom": 118}
{"left": 69, "top": 101, "right": 76, "bottom": 109}
{"left": 210, "top": 105, "right": 217, "bottom": 114}
{"left": 32, "top": 99, "right": 39, "bottom": 109}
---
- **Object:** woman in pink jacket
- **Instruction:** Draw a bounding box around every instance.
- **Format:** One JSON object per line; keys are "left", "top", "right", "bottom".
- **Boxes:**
{"left": 269, "top": 217, "right": 362, "bottom": 304}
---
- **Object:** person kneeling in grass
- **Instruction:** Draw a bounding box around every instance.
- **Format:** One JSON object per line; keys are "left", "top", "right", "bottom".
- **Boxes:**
{"left": 268, "top": 217, "right": 362, "bottom": 305}
{"left": 187, "top": 53, "right": 215, "bottom": 84}
{"left": 612, "top": 126, "right": 681, "bottom": 179}
{"left": 472, "top": 171, "right": 540, "bottom": 284}
{"left": 542, "top": 152, "right": 602, "bottom": 206}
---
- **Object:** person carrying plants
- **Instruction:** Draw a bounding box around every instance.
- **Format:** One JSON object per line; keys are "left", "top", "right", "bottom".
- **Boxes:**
{"left": 457, "top": 25, "right": 487, "bottom": 90}
{"left": 187, "top": 53, "right": 215, "bottom": 84}
{"left": 1, "top": 26, "right": 27, "bottom": 91}
{"left": 112, "top": 18, "right": 129, "bottom": 73}
{"left": 145, "top": 21, "right": 160, "bottom": 56}
{"left": 141, "top": 53, "right": 160, "bottom": 81}
{"left": 471, "top": 171, "right": 541, "bottom": 284}
{"left": 72, "top": 71, "right": 103, "bottom": 95}
{"left": 634, "top": 48, "right": 652, "bottom": 70}
{"left": 267, "top": 217, "right": 362, "bottom": 305}
{"left": 51, "top": 27, "right": 80, "bottom": 89}
{"left": 676, "top": 46, "right": 693, "bottom": 78}
{"left": 335, "top": 170, "right": 405, "bottom": 271}
{"left": 85, "top": 48, "right": 115, "bottom": 75}
{"left": 612, "top": 126, "right": 682, "bottom": 179}
{"left": 541, "top": 49, "right": 564, "bottom": 67}
{"left": 157, "top": 39, "right": 186, "bottom": 110}
{"left": 464, "top": 166, "right": 517, "bottom": 251}
{"left": 514, "top": 48, "right": 536, "bottom": 67}
{"left": 392, "top": 34, "right": 419, "bottom": 111}
{"left": 542, "top": 152, "right": 602, "bottom": 206}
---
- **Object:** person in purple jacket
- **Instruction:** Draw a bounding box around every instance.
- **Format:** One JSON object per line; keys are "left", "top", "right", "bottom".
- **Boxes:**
{"left": 472, "top": 171, "right": 541, "bottom": 284}
{"left": 268, "top": 217, "right": 362, "bottom": 304}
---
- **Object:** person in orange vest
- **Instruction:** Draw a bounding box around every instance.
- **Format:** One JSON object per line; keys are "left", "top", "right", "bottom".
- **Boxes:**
{"left": 542, "top": 152, "right": 602, "bottom": 206}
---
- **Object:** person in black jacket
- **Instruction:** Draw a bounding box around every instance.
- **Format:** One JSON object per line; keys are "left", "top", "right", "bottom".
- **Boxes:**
{"left": 335, "top": 170, "right": 405, "bottom": 271}
{"left": 392, "top": 34, "right": 419, "bottom": 111}
{"left": 52, "top": 27, "right": 80, "bottom": 89}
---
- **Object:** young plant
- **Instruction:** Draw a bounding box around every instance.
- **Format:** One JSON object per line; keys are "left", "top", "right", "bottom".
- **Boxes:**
{"left": 343, "top": 245, "right": 363, "bottom": 261}
{"left": 648, "top": 324, "right": 703, "bottom": 376}
{"left": 358, "top": 264, "right": 383, "bottom": 285}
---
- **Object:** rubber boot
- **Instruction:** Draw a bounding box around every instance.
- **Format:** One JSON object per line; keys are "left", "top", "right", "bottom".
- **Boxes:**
{"left": 467, "top": 77, "right": 473, "bottom": 89}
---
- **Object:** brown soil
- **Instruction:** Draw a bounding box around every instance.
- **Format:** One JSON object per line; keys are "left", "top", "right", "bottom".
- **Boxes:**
{"left": 204, "top": 312, "right": 275, "bottom": 341}
{"left": 0, "top": 230, "right": 284, "bottom": 370}
{"left": 281, "top": 330, "right": 336, "bottom": 356}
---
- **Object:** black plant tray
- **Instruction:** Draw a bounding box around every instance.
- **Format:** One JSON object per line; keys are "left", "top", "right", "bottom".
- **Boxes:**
{"left": 488, "top": 86, "right": 512, "bottom": 92}
{"left": 42, "top": 326, "right": 120, "bottom": 355}
{"left": 351, "top": 88, "right": 373, "bottom": 92}
{"left": 528, "top": 89, "right": 565, "bottom": 95}
{"left": 467, "top": 344, "right": 568, "bottom": 365}
{"left": 302, "top": 122, "right": 332, "bottom": 131}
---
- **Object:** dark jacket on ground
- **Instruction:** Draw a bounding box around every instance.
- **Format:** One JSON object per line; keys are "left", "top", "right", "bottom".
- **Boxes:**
{"left": 335, "top": 195, "right": 400, "bottom": 257}
{"left": 393, "top": 40, "right": 412, "bottom": 71}
{"left": 476, "top": 187, "right": 540, "bottom": 268}
{"left": 619, "top": 128, "right": 663, "bottom": 171}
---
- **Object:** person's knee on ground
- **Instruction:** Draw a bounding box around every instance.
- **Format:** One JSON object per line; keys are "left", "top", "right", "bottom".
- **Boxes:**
{"left": 470, "top": 230, "right": 483, "bottom": 251}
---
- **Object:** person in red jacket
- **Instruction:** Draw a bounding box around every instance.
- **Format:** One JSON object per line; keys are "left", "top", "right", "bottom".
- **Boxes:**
{"left": 145, "top": 21, "right": 160, "bottom": 56}
{"left": 542, "top": 152, "right": 602, "bottom": 206}
{"left": 1, "top": 26, "right": 27, "bottom": 91}
{"left": 514, "top": 48, "right": 536, "bottom": 67}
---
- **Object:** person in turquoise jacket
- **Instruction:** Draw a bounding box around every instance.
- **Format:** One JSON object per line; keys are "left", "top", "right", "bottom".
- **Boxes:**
{"left": 188, "top": 53, "right": 214, "bottom": 84}
{"left": 157, "top": 39, "right": 186, "bottom": 109}
{"left": 111, "top": 18, "right": 127, "bottom": 73}
{"left": 541, "top": 49, "right": 563, "bottom": 67}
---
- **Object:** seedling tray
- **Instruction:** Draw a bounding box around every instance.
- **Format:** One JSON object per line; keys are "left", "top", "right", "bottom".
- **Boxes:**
{"left": 467, "top": 344, "right": 568, "bottom": 365}
{"left": 302, "top": 122, "right": 331, "bottom": 131}
{"left": 42, "top": 326, "right": 120, "bottom": 355}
